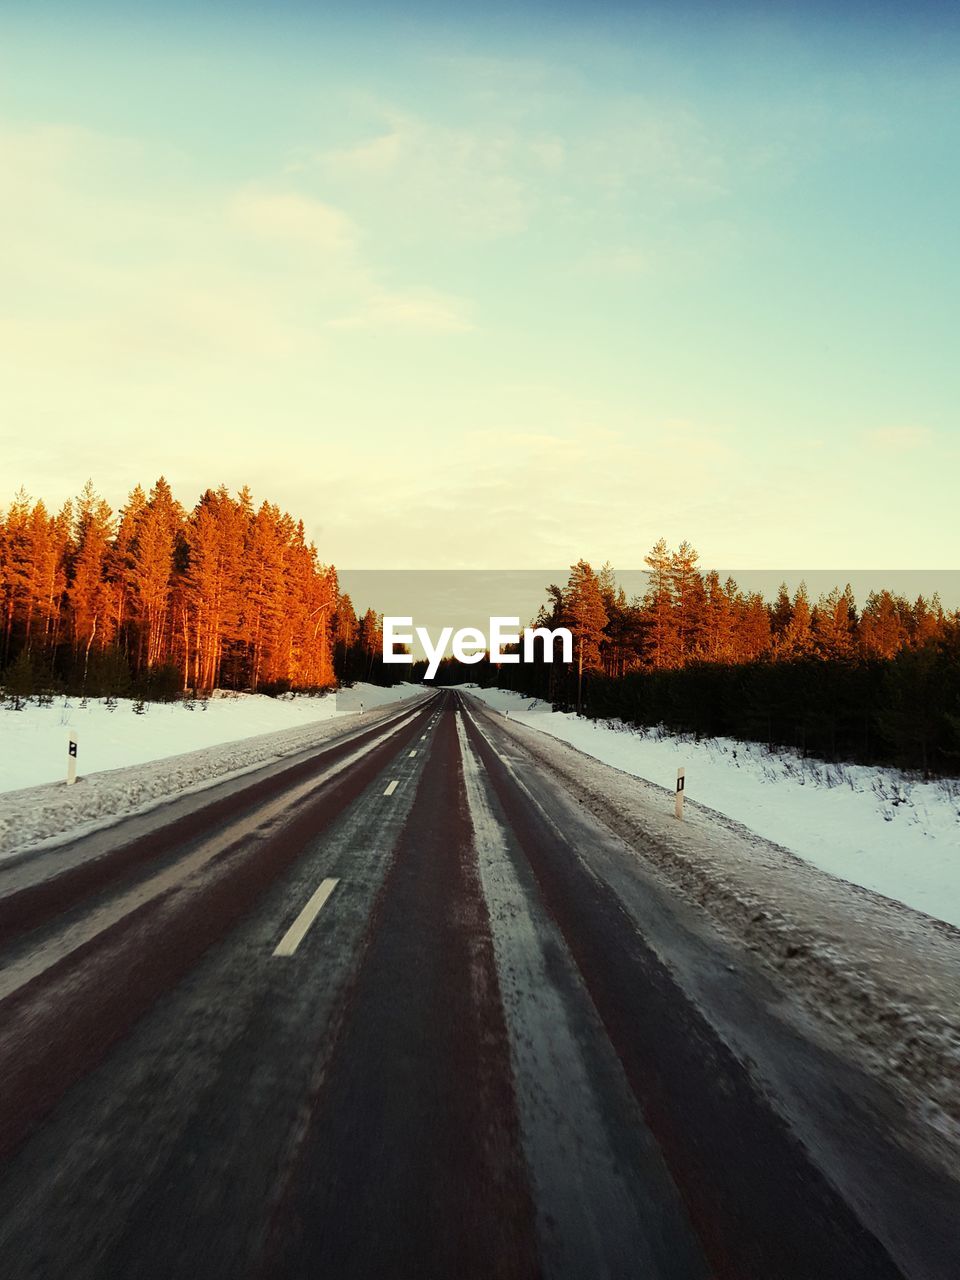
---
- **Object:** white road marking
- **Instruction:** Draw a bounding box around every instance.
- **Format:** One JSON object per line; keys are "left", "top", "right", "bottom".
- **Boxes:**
{"left": 274, "top": 877, "right": 340, "bottom": 957}
{"left": 0, "top": 711, "right": 426, "bottom": 1004}
{"left": 384, "top": 780, "right": 399, "bottom": 796}
{"left": 409, "top": 750, "right": 418, "bottom": 757}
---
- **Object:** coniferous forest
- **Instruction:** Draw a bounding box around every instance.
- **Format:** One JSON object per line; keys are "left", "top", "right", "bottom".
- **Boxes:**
{"left": 428, "top": 547, "right": 960, "bottom": 777}
{"left": 0, "top": 480, "right": 390, "bottom": 702}
{"left": 3, "top": 487, "right": 960, "bottom": 775}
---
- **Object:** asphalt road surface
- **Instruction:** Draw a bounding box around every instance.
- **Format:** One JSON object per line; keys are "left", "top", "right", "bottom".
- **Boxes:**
{"left": 0, "top": 690, "right": 958, "bottom": 1279}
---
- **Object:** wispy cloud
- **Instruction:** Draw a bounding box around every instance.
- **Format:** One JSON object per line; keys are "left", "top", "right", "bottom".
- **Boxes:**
{"left": 284, "top": 89, "right": 750, "bottom": 261}
{"left": 230, "top": 188, "right": 358, "bottom": 254}
{"left": 0, "top": 118, "right": 474, "bottom": 369}
{"left": 295, "top": 110, "right": 564, "bottom": 240}
{"left": 587, "top": 102, "right": 730, "bottom": 203}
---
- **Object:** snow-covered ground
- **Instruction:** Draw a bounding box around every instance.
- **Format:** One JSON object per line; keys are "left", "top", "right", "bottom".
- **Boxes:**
{"left": 465, "top": 694, "right": 960, "bottom": 1162}
{"left": 0, "top": 684, "right": 420, "bottom": 794}
{"left": 0, "top": 683, "right": 427, "bottom": 859}
{"left": 466, "top": 686, "right": 960, "bottom": 929}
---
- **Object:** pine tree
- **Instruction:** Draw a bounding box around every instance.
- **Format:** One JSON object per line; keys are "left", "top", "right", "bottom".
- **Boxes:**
{"left": 0, "top": 489, "right": 31, "bottom": 664}
{"left": 910, "top": 595, "right": 943, "bottom": 649}
{"left": 110, "top": 485, "right": 147, "bottom": 664}
{"left": 770, "top": 582, "right": 793, "bottom": 646}
{"left": 564, "top": 560, "right": 608, "bottom": 714}
{"left": 702, "top": 571, "right": 737, "bottom": 661}
{"left": 669, "top": 541, "right": 703, "bottom": 665}
{"left": 860, "top": 590, "right": 905, "bottom": 659}
{"left": 779, "top": 583, "right": 814, "bottom": 658}
{"left": 69, "top": 482, "right": 116, "bottom": 688}
{"left": 737, "top": 591, "right": 772, "bottom": 660}
{"left": 130, "top": 478, "right": 183, "bottom": 672}
{"left": 813, "top": 585, "right": 856, "bottom": 660}
{"left": 642, "top": 538, "right": 675, "bottom": 669}
{"left": 332, "top": 594, "right": 359, "bottom": 681}
{"left": 357, "top": 609, "right": 383, "bottom": 680}
{"left": 241, "top": 502, "right": 285, "bottom": 690}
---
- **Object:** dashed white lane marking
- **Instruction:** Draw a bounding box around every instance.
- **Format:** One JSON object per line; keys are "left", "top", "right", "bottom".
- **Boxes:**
{"left": 409, "top": 750, "right": 418, "bottom": 757}
{"left": 384, "top": 780, "right": 399, "bottom": 796}
{"left": 273, "top": 877, "right": 340, "bottom": 957}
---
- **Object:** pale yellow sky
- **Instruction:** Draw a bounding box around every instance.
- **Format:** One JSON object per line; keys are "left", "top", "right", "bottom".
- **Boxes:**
{"left": 1, "top": 4, "right": 958, "bottom": 569}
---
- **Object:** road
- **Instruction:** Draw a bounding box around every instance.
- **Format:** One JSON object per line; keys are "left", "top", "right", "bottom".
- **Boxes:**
{"left": 0, "top": 689, "right": 957, "bottom": 1278}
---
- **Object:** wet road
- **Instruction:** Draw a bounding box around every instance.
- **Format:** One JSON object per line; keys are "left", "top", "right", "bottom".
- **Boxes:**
{"left": 0, "top": 690, "right": 957, "bottom": 1278}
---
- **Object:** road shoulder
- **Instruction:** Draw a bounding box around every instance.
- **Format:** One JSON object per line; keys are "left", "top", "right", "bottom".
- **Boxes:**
{"left": 461, "top": 693, "right": 960, "bottom": 1181}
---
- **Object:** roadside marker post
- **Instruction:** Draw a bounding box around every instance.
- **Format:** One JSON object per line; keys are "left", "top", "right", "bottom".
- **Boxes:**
{"left": 67, "top": 734, "right": 78, "bottom": 786}
{"left": 675, "top": 767, "right": 684, "bottom": 821}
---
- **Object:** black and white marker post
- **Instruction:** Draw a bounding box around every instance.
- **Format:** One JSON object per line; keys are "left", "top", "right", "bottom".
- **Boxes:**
{"left": 67, "top": 733, "right": 78, "bottom": 786}
{"left": 675, "top": 766, "right": 684, "bottom": 821}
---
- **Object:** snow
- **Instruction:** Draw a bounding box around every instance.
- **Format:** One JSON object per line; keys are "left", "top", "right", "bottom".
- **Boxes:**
{"left": 0, "top": 684, "right": 427, "bottom": 859}
{"left": 464, "top": 686, "right": 960, "bottom": 930}
{"left": 461, "top": 692, "right": 960, "bottom": 1162}
{"left": 0, "top": 684, "right": 420, "bottom": 795}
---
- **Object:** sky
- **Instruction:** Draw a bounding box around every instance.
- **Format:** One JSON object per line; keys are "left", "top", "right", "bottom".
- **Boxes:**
{"left": 1, "top": 1, "right": 958, "bottom": 571}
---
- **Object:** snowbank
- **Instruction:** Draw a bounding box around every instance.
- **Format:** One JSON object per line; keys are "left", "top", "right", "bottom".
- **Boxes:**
{"left": 0, "top": 684, "right": 421, "bottom": 795}
{"left": 465, "top": 686, "right": 960, "bottom": 929}
{"left": 463, "top": 692, "right": 960, "bottom": 1161}
{"left": 0, "top": 684, "right": 427, "bottom": 859}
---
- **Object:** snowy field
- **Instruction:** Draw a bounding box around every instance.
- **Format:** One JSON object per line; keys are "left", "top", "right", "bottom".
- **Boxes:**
{"left": 466, "top": 686, "right": 960, "bottom": 929}
{"left": 0, "top": 684, "right": 422, "bottom": 795}
{"left": 0, "top": 683, "right": 427, "bottom": 860}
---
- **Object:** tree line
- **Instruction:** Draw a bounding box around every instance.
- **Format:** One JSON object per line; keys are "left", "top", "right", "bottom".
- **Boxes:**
{"left": 0, "top": 480, "right": 394, "bottom": 701}
{"left": 434, "top": 545, "right": 960, "bottom": 776}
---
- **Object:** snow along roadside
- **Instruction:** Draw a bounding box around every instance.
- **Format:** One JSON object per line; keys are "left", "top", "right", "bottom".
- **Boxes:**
{"left": 0, "top": 692, "right": 432, "bottom": 862}
{"left": 464, "top": 686, "right": 960, "bottom": 929}
{"left": 462, "top": 694, "right": 960, "bottom": 1166}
